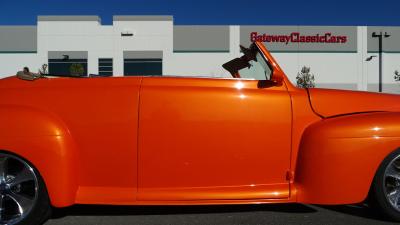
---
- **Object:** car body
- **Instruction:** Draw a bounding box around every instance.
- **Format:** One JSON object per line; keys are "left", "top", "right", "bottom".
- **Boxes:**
{"left": 1, "top": 42, "right": 400, "bottom": 224}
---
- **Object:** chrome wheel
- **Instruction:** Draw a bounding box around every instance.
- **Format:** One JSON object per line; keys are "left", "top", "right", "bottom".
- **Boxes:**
{"left": 384, "top": 154, "right": 400, "bottom": 211}
{"left": 0, "top": 153, "right": 38, "bottom": 225}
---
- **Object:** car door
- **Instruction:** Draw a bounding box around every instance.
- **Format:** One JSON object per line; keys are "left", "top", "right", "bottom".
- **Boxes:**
{"left": 137, "top": 75, "right": 292, "bottom": 201}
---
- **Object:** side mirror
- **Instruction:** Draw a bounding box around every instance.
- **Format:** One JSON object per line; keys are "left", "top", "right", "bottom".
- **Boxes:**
{"left": 257, "top": 80, "right": 277, "bottom": 88}
{"left": 257, "top": 71, "right": 284, "bottom": 88}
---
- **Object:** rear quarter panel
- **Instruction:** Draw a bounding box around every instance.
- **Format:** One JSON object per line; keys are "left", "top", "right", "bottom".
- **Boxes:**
{"left": 0, "top": 77, "right": 141, "bottom": 206}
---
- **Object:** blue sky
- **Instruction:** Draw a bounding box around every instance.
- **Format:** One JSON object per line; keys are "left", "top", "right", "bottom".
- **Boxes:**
{"left": 0, "top": 0, "right": 400, "bottom": 25}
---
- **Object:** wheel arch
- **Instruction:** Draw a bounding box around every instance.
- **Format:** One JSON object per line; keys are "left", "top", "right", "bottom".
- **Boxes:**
{"left": 294, "top": 111, "right": 400, "bottom": 205}
{"left": 0, "top": 104, "right": 79, "bottom": 207}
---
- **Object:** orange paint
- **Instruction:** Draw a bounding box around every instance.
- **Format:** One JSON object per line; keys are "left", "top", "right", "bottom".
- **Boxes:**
{"left": 0, "top": 42, "right": 399, "bottom": 207}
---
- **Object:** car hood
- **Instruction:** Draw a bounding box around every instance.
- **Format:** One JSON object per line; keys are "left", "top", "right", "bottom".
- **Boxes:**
{"left": 308, "top": 88, "right": 400, "bottom": 118}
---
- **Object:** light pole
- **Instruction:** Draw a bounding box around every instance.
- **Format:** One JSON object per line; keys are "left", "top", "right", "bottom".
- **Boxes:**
{"left": 372, "top": 32, "right": 390, "bottom": 92}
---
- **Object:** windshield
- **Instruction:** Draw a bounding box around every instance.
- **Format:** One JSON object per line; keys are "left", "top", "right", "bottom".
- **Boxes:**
{"left": 238, "top": 51, "right": 272, "bottom": 80}
{"left": 222, "top": 43, "right": 273, "bottom": 80}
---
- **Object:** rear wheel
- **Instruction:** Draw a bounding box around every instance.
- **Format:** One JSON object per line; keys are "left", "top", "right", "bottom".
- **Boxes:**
{"left": 0, "top": 152, "right": 51, "bottom": 225}
{"left": 370, "top": 149, "right": 400, "bottom": 221}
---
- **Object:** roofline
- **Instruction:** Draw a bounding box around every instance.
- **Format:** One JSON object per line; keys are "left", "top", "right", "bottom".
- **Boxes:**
{"left": 0, "top": 25, "right": 37, "bottom": 28}
{"left": 113, "top": 15, "right": 173, "bottom": 22}
{"left": 38, "top": 16, "right": 101, "bottom": 23}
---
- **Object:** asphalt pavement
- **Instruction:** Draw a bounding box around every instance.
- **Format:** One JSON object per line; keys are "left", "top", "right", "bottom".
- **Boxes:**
{"left": 44, "top": 203, "right": 399, "bottom": 225}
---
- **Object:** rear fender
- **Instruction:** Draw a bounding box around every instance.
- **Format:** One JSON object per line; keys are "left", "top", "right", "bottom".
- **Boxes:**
{"left": 0, "top": 104, "right": 78, "bottom": 207}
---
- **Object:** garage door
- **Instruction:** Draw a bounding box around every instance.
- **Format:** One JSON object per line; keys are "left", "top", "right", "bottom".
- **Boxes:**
{"left": 48, "top": 51, "right": 88, "bottom": 76}
{"left": 124, "top": 51, "right": 162, "bottom": 76}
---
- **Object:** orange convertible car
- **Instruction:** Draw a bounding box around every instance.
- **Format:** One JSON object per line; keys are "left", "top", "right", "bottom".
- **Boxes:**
{"left": 1, "top": 42, "right": 400, "bottom": 224}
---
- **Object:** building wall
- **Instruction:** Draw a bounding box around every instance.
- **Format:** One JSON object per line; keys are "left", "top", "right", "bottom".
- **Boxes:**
{"left": 113, "top": 16, "right": 173, "bottom": 76}
{"left": 167, "top": 26, "right": 239, "bottom": 77}
{"left": 0, "top": 53, "right": 40, "bottom": 76}
{"left": 0, "top": 26, "right": 38, "bottom": 76}
{"left": 1, "top": 16, "right": 400, "bottom": 94}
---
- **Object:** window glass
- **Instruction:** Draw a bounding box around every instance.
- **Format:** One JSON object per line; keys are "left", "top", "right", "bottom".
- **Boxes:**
{"left": 99, "top": 58, "right": 113, "bottom": 76}
{"left": 48, "top": 59, "right": 88, "bottom": 76}
{"left": 238, "top": 52, "right": 272, "bottom": 80}
{"left": 124, "top": 58, "right": 162, "bottom": 76}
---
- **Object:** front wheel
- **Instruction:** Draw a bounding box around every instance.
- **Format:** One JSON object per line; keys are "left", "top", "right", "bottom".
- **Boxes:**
{"left": 0, "top": 152, "right": 51, "bottom": 225}
{"left": 370, "top": 148, "right": 400, "bottom": 221}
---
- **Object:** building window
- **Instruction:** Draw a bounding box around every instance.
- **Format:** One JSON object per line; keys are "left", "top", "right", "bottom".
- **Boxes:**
{"left": 48, "top": 58, "right": 88, "bottom": 76}
{"left": 98, "top": 58, "right": 113, "bottom": 76}
{"left": 124, "top": 58, "right": 162, "bottom": 76}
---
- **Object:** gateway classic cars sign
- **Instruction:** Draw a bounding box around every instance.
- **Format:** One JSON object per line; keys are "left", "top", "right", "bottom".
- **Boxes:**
{"left": 241, "top": 26, "right": 357, "bottom": 52}
{"left": 250, "top": 32, "right": 347, "bottom": 44}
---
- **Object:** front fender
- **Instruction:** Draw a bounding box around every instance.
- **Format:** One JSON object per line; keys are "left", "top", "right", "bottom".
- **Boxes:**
{"left": 295, "top": 112, "right": 400, "bottom": 204}
{"left": 0, "top": 104, "right": 78, "bottom": 207}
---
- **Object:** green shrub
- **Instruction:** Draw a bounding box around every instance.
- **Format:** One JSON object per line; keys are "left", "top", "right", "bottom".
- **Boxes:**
{"left": 69, "top": 63, "right": 84, "bottom": 77}
{"left": 296, "top": 66, "right": 316, "bottom": 88}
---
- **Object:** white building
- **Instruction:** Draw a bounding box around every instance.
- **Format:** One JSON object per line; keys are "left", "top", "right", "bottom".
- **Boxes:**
{"left": 0, "top": 15, "right": 399, "bottom": 93}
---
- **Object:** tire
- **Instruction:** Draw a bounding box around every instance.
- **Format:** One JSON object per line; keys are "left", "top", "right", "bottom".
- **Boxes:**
{"left": 370, "top": 148, "right": 400, "bottom": 221}
{"left": 0, "top": 152, "right": 51, "bottom": 225}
